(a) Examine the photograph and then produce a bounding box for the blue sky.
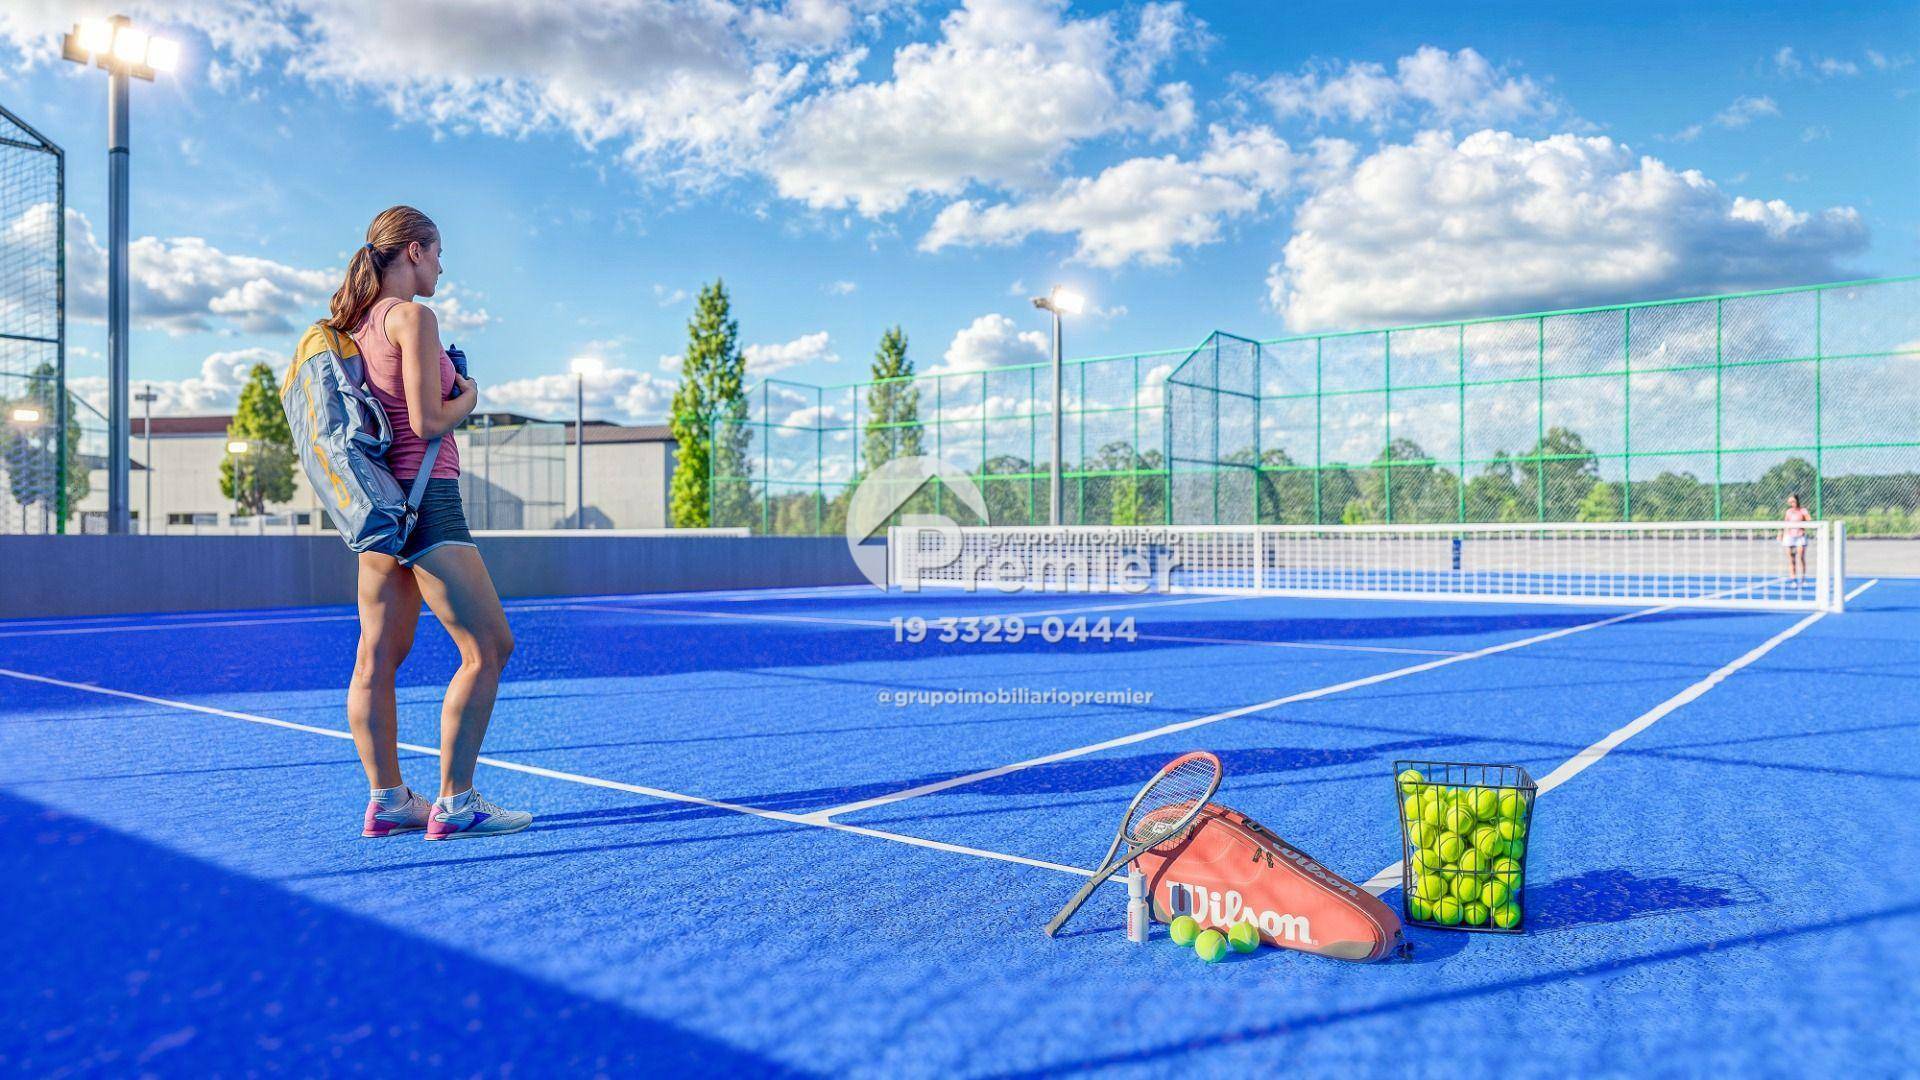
[0,0,1913,423]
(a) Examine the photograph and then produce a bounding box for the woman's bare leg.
[347,553,422,790]
[410,544,514,797]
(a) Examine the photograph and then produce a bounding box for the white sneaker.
[425,791,534,840]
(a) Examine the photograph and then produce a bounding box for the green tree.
[863,326,923,472]
[1634,470,1713,521]
[1343,440,1459,524]
[0,362,88,528]
[1255,448,1315,524]
[220,363,298,516]
[1733,456,1817,518]
[1465,453,1527,522]
[1577,480,1623,522]
[1517,426,1599,520]
[669,280,749,528]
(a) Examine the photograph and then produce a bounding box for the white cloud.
[1815,56,1861,78]
[743,330,838,375]
[744,0,857,53]
[1773,46,1803,76]
[826,280,858,295]
[1268,129,1867,331]
[653,284,690,307]
[1801,125,1831,142]
[70,348,281,417]
[1260,46,1560,132]
[920,125,1302,267]
[484,364,676,425]
[937,313,1048,373]
[766,0,1198,214]
[1712,95,1779,129]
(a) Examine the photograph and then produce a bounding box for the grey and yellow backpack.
[282,321,441,555]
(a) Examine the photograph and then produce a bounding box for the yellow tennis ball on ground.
[1434,897,1464,926]
[1471,787,1500,820]
[1444,805,1475,835]
[1194,929,1228,963]
[1481,878,1511,909]
[1463,901,1490,926]
[1451,872,1480,903]
[1169,915,1200,946]
[1436,832,1466,863]
[1228,922,1260,953]
[1492,901,1522,929]
[1407,895,1434,922]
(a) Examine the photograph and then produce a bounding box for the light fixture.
[145,36,180,73]
[1050,287,1086,315]
[75,18,113,56]
[9,406,42,424]
[570,356,605,376]
[110,24,148,64]
[226,439,250,455]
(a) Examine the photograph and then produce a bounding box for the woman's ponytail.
[327,206,439,332]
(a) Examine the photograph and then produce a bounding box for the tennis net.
[888,521,1845,612]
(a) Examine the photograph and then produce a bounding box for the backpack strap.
[407,437,443,511]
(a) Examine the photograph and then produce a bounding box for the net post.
[1830,519,1846,612]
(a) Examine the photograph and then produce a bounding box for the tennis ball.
[1228,922,1261,954]
[1491,857,1522,887]
[1168,915,1200,946]
[1481,878,1511,909]
[1415,873,1447,902]
[1451,872,1481,903]
[1492,901,1522,929]
[1402,793,1421,823]
[1407,895,1434,922]
[1397,768,1426,793]
[1456,849,1484,874]
[1496,819,1523,843]
[1436,832,1466,864]
[1444,805,1475,835]
[1406,821,1432,850]
[1471,787,1500,820]
[1411,846,1441,873]
[1503,837,1527,861]
[1463,901,1490,927]
[1434,897,1464,926]
[1497,790,1526,822]
[1475,828,1504,859]
[1419,797,1444,829]
[1194,929,1228,963]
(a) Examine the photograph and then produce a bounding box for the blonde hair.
[327,205,439,332]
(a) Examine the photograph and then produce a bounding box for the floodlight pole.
[106,61,131,533]
[136,384,156,532]
[575,372,586,529]
[1032,293,1070,525]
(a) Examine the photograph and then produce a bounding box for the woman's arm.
[386,301,477,439]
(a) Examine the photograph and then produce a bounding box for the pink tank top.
[352,296,461,482]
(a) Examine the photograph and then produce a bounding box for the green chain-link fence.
[715,276,1920,536]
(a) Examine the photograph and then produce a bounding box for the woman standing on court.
[329,205,531,840]
[1781,493,1813,586]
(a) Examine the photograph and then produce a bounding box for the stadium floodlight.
[569,356,604,376]
[62,15,177,534]
[9,407,42,424]
[1031,286,1091,525]
[226,439,250,455]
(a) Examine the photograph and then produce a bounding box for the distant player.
[330,206,532,841]
[1780,494,1812,586]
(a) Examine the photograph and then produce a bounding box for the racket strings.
[1125,757,1219,844]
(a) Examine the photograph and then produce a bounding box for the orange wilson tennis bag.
[1132,804,1403,962]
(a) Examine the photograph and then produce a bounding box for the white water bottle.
[1125,866,1149,943]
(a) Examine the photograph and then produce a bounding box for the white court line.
[0,665,1094,879]
[560,600,1462,658]
[804,600,1688,823]
[1355,576,1881,897]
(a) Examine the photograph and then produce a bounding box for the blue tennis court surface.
[3,577,1914,1075]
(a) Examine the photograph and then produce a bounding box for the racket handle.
[1043,865,1116,937]
[1125,866,1149,943]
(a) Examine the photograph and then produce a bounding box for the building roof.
[133,416,232,436]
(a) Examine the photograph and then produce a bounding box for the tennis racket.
[1043,750,1223,937]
